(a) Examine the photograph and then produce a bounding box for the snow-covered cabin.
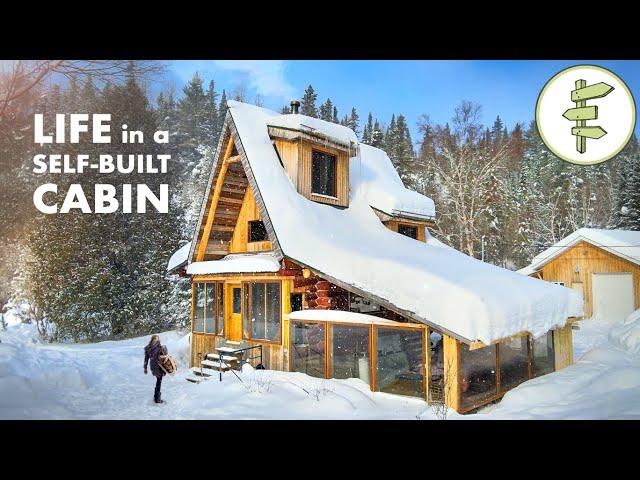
[518,228,640,325]
[168,100,582,413]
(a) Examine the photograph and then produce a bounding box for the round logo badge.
[536,65,636,165]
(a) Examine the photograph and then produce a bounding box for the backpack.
[158,352,177,375]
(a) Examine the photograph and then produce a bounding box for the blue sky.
[163,60,640,140]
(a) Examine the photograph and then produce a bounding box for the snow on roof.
[521,228,640,274]
[516,264,540,276]
[289,309,421,328]
[186,253,281,276]
[355,144,435,219]
[226,101,583,344]
[268,113,358,146]
[167,242,191,272]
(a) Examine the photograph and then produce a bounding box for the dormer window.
[398,224,418,239]
[248,220,267,242]
[312,150,337,198]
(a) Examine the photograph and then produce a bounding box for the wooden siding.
[274,138,299,187]
[274,138,349,208]
[540,241,640,317]
[553,324,573,370]
[228,186,273,254]
[383,219,427,243]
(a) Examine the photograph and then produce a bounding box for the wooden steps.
[186,343,246,384]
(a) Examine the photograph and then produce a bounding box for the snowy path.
[0,325,429,420]
[2,313,640,419]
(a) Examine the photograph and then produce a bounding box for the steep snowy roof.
[167,242,191,272]
[223,101,582,344]
[187,253,281,276]
[355,144,435,219]
[519,228,640,275]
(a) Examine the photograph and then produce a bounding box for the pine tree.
[332,106,339,123]
[362,113,374,144]
[491,115,505,145]
[319,99,334,122]
[217,89,228,134]
[613,134,640,229]
[300,85,318,117]
[371,120,384,148]
[346,107,360,137]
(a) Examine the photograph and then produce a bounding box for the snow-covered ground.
[1,311,639,419]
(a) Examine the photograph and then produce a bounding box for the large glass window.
[375,328,424,397]
[193,282,224,335]
[460,343,497,410]
[243,282,281,342]
[499,336,529,392]
[331,325,370,384]
[194,283,205,332]
[205,284,216,333]
[311,150,336,197]
[531,332,555,377]
[290,321,326,378]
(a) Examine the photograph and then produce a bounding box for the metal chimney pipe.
[290,100,300,114]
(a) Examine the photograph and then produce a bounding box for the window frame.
[242,280,282,344]
[192,281,224,336]
[288,319,428,400]
[248,220,268,243]
[456,330,557,413]
[311,148,338,198]
[398,223,418,239]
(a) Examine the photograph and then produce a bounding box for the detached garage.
[518,228,640,323]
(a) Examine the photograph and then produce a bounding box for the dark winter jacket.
[144,341,167,378]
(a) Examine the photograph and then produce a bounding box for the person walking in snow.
[144,335,167,404]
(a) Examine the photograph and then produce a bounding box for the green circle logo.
[535,65,636,165]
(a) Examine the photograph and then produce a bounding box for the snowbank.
[186,253,281,275]
[609,309,640,355]
[227,101,583,344]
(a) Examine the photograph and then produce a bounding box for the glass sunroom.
[287,311,428,399]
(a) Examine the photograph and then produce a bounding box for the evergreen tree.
[362,113,374,144]
[332,106,339,123]
[319,99,334,122]
[613,134,640,229]
[217,89,228,134]
[346,107,360,137]
[371,120,384,148]
[300,85,318,117]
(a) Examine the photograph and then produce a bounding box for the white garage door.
[591,272,634,323]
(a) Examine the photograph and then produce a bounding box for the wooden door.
[226,283,243,342]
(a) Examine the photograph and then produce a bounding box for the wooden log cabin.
[518,228,640,325]
[168,100,583,414]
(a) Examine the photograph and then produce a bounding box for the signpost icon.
[563,80,614,154]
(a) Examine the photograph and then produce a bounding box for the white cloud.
[212,60,296,99]
[174,60,296,100]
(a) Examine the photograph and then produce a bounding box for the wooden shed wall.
[540,241,640,317]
